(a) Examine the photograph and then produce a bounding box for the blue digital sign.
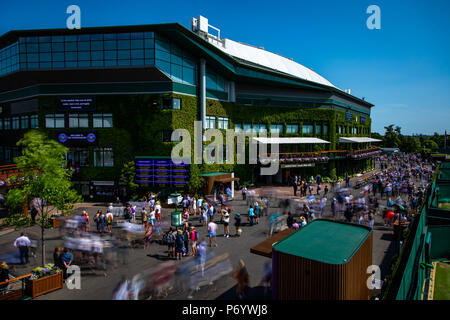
[135,157,190,188]
[346,112,353,122]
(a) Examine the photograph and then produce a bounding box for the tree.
[400,136,421,154]
[383,124,401,148]
[187,164,204,196]
[120,161,139,201]
[423,139,439,150]
[6,130,82,266]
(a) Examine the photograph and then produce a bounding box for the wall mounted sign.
[360,116,366,125]
[345,112,353,123]
[59,97,96,111]
[135,157,190,188]
[58,132,97,145]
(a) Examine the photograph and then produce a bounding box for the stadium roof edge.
[0,22,373,108]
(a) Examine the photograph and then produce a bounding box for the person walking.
[175,230,184,260]
[248,206,255,226]
[242,186,247,201]
[233,259,249,300]
[183,229,190,256]
[106,210,113,233]
[141,207,148,228]
[144,224,152,250]
[208,221,218,247]
[223,210,230,238]
[287,212,294,229]
[14,233,31,265]
[165,228,176,259]
[189,226,199,256]
[234,213,242,237]
[208,203,215,222]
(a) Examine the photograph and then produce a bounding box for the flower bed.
[348,150,382,159]
[26,263,63,298]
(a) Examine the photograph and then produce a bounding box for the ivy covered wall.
[36,92,373,188]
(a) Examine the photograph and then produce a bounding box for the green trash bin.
[171,211,183,227]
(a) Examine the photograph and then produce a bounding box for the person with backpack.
[183,229,190,256]
[106,210,113,233]
[175,230,184,260]
[165,228,176,259]
[190,226,199,256]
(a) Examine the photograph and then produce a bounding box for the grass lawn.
[434,261,450,300]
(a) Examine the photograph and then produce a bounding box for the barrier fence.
[383,166,440,300]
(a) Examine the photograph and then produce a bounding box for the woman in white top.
[223,211,230,238]
[154,201,162,219]
[197,198,203,216]
[192,197,197,216]
[149,209,156,226]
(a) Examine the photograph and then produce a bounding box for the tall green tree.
[6,130,82,266]
[383,124,401,148]
[120,161,139,201]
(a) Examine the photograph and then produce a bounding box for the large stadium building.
[0,16,380,200]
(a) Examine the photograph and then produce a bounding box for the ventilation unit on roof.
[191,15,225,47]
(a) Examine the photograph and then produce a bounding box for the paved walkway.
[0,165,408,300]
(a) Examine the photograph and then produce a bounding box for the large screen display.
[59,97,96,111]
[135,158,190,188]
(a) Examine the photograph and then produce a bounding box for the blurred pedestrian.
[13,233,31,264]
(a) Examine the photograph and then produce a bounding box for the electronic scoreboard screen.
[135,157,189,188]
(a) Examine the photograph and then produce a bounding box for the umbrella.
[393,203,406,212]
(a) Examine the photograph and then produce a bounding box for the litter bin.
[171,211,183,227]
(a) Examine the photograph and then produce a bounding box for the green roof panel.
[273,220,372,264]
[199,172,229,177]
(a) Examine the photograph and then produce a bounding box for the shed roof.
[272,220,372,265]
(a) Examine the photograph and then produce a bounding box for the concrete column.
[229,81,236,102]
[200,59,206,131]
[231,172,235,199]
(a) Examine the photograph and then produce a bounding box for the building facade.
[0,17,379,199]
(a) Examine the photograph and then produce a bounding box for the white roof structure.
[339,137,382,143]
[253,137,330,144]
[210,38,336,88]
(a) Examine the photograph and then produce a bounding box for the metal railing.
[0,273,32,300]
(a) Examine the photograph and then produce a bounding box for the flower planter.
[26,271,63,298]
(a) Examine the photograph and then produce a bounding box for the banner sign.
[59,97,96,111]
[135,158,190,188]
[58,132,97,145]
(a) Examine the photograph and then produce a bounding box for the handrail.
[0,165,17,171]
[0,273,32,287]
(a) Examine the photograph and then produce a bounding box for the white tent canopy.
[338,137,382,143]
[252,137,330,144]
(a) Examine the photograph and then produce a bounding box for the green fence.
[395,207,428,300]
[384,163,450,300]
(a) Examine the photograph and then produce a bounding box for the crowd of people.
[283,153,434,231]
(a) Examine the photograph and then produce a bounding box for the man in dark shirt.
[287,212,294,229]
[61,247,73,280]
[234,213,242,237]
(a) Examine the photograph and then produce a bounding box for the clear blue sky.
[1,0,449,135]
